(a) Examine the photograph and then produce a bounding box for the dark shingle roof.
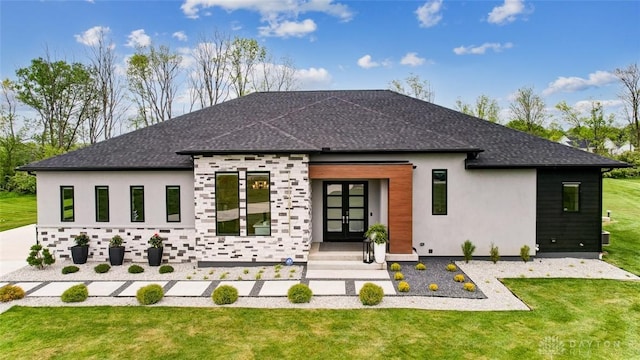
[20,90,627,171]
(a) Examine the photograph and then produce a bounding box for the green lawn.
[602,178,640,275]
[0,279,638,359]
[0,192,36,232]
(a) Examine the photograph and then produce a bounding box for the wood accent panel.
[310,164,413,254]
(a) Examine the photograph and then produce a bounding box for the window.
[216,173,240,235]
[563,182,580,212]
[166,186,181,222]
[95,186,109,222]
[432,169,447,215]
[247,172,271,236]
[60,186,74,222]
[130,186,145,222]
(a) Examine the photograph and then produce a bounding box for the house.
[19,90,628,264]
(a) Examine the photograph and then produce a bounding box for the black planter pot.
[71,245,89,264]
[109,246,125,266]
[147,247,163,266]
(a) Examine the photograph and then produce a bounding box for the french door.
[323,181,368,241]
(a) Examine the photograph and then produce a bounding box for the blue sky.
[1,0,639,125]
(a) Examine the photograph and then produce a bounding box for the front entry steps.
[307,242,387,271]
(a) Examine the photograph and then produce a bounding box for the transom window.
[562,182,580,212]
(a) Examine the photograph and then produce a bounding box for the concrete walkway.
[0,224,36,277]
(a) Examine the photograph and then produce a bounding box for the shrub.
[159,265,174,274]
[109,234,123,247]
[415,263,427,270]
[394,272,404,281]
[136,284,164,305]
[5,172,36,194]
[148,233,163,248]
[397,281,410,292]
[359,283,384,306]
[287,284,313,304]
[490,243,500,264]
[74,233,90,247]
[62,265,79,274]
[94,263,111,273]
[128,264,144,274]
[0,285,25,302]
[454,274,465,282]
[61,284,88,303]
[463,282,476,292]
[26,244,55,269]
[461,240,476,263]
[520,245,531,262]
[429,283,438,291]
[389,263,401,271]
[212,285,239,305]
[446,263,457,272]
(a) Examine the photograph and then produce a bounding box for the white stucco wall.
[310,154,537,256]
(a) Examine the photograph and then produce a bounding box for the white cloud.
[295,67,332,89]
[172,31,188,42]
[74,26,110,46]
[125,29,151,48]
[573,99,624,113]
[357,54,379,69]
[400,52,426,67]
[453,42,513,55]
[543,71,618,96]
[416,0,443,28]
[259,19,317,38]
[487,0,527,25]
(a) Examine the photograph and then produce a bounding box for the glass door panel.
[323,181,368,241]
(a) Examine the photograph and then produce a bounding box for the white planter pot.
[373,242,386,264]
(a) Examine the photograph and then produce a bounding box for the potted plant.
[147,233,163,266]
[71,233,90,264]
[365,223,388,264]
[109,234,125,266]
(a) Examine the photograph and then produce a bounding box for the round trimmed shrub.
[397,281,410,292]
[389,263,401,271]
[454,274,465,282]
[463,282,476,292]
[128,265,144,274]
[62,265,79,274]
[429,283,438,291]
[61,284,88,303]
[446,263,457,272]
[359,282,384,306]
[415,263,427,270]
[136,284,164,305]
[0,285,25,302]
[94,263,111,274]
[212,285,239,305]
[394,272,404,281]
[287,284,313,304]
[159,265,174,274]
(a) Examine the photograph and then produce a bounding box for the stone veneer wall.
[193,154,312,262]
[37,227,197,263]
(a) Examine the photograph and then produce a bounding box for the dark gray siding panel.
[536,169,602,252]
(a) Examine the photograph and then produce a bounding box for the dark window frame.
[215,172,240,236]
[562,182,581,213]
[95,186,110,222]
[60,186,74,222]
[165,185,181,223]
[246,171,271,236]
[130,185,145,222]
[432,169,448,216]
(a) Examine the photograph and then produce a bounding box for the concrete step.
[307,259,387,271]
[308,251,363,261]
[306,268,390,279]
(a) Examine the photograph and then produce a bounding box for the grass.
[0,192,36,231]
[0,279,638,359]
[602,178,640,275]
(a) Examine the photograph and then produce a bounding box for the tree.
[614,63,640,149]
[252,55,299,92]
[0,79,28,188]
[189,31,232,109]
[127,44,182,128]
[557,100,615,153]
[455,95,500,122]
[228,37,266,98]
[85,28,126,143]
[389,73,434,102]
[506,87,547,136]
[14,56,95,151]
